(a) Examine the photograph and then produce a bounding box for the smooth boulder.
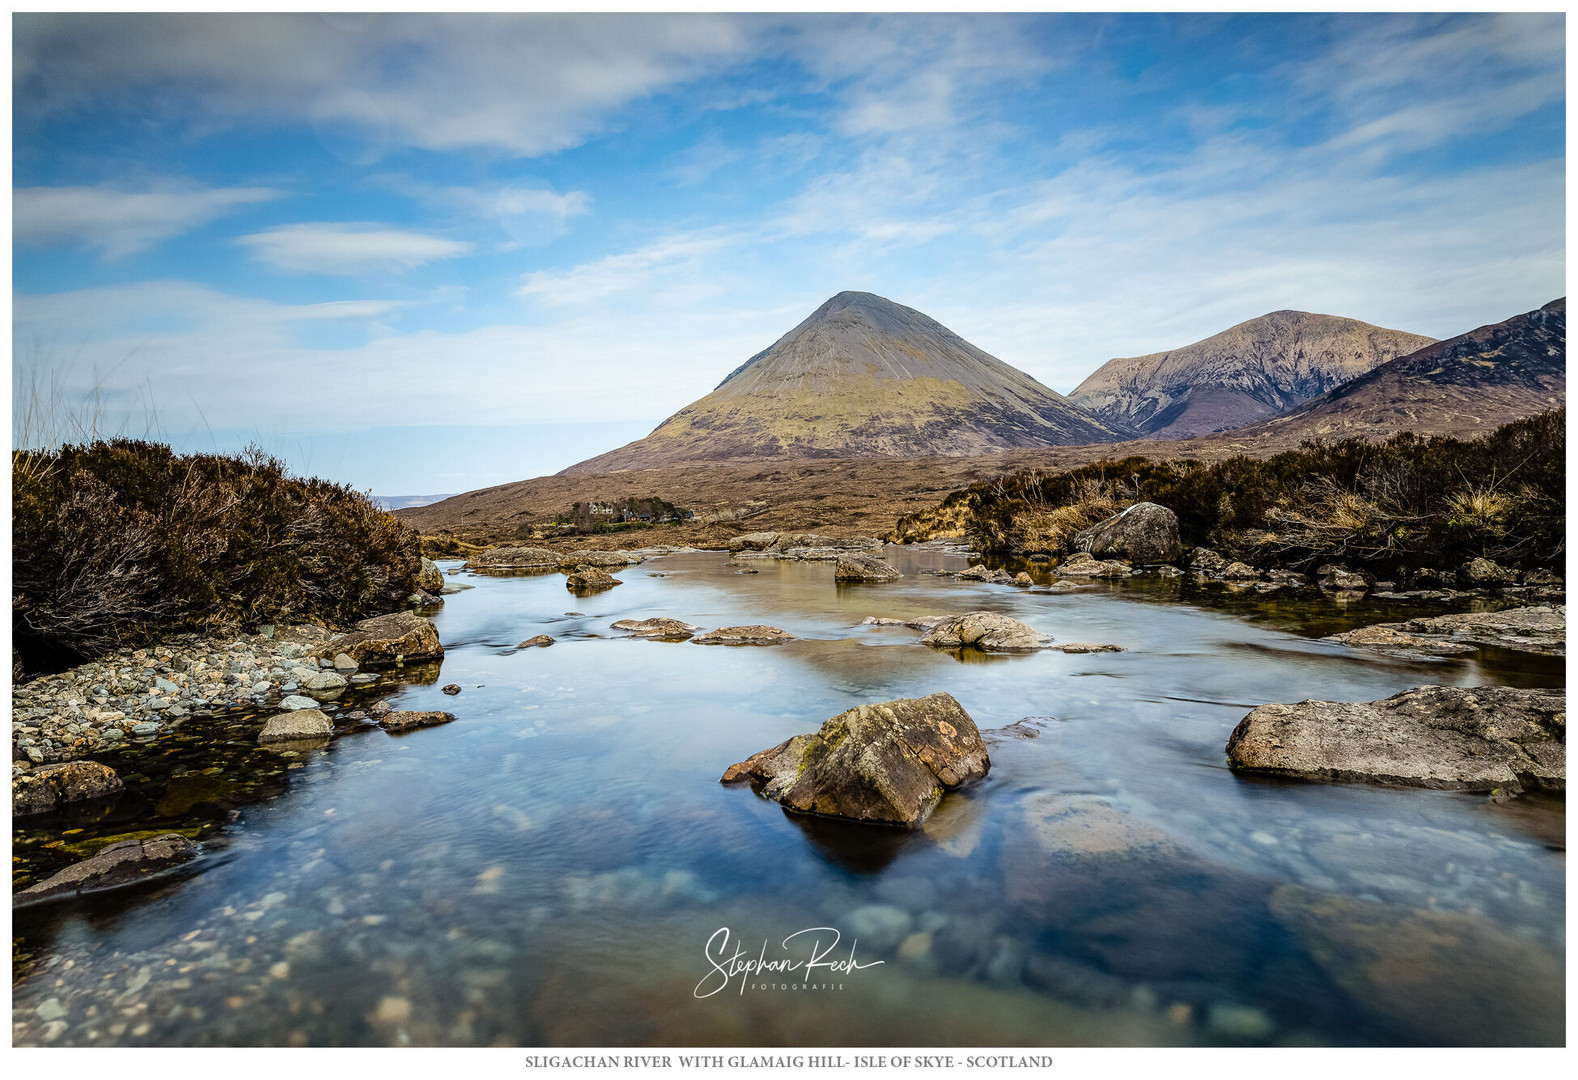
[15,834,201,907]
[1072,502,1182,565]
[13,761,124,816]
[720,692,989,828]
[417,557,445,593]
[834,552,903,583]
[921,612,1050,652]
[329,612,443,667]
[258,709,333,744]
[1226,685,1564,795]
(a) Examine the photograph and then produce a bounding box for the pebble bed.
[11,626,377,773]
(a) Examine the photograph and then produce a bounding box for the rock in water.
[921,612,1050,652]
[610,618,701,640]
[517,635,555,648]
[379,710,457,732]
[558,549,638,569]
[1054,552,1130,578]
[834,552,903,582]
[691,625,795,645]
[565,566,622,591]
[464,546,560,570]
[417,557,445,593]
[1226,685,1564,795]
[15,833,201,906]
[720,692,989,828]
[329,612,443,667]
[1323,625,1476,656]
[13,761,124,816]
[258,709,333,744]
[1399,604,1565,656]
[1072,502,1183,565]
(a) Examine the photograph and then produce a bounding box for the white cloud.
[516,231,737,304]
[14,12,754,157]
[238,223,473,276]
[13,183,279,257]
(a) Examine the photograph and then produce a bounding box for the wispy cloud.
[517,231,738,304]
[238,223,473,276]
[13,183,279,257]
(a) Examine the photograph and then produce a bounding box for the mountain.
[1068,310,1436,440]
[373,494,458,511]
[561,291,1124,474]
[1241,298,1565,440]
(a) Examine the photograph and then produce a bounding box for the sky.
[10,11,1567,495]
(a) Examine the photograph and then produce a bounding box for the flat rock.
[518,635,555,648]
[1054,551,1130,578]
[834,552,903,582]
[1323,624,1476,656]
[276,694,320,711]
[1072,502,1183,565]
[1397,604,1565,655]
[559,549,638,569]
[861,615,948,630]
[14,761,124,816]
[692,625,795,645]
[921,612,1050,652]
[1270,884,1563,1045]
[15,833,201,907]
[258,709,333,744]
[464,545,561,570]
[611,617,701,640]
[378,710,458,732]
[1226,684,1564,795]
[720,692,989,828]
[1056,643,1124,654]
[329,612,444,667]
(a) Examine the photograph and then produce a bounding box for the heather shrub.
[13,439,423,669]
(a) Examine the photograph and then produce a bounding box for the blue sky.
[11,12,1566,494]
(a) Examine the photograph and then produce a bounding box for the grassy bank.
[891,409,1565,575]
[13,439,424,672]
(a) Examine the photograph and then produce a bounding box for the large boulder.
[328,612,443,667]
[921,612,1050,652]
[720,692,989,828]
[258,709,333,744]
[1072,502,1183,565]
[15,833,201,907]
[1226,685,1564,796]
[1458,557,1517,588]
[13,761,124,816]
[464,545,560,570]
[834,552,903,583]
[416,557,445,593]
[692,625,795,645]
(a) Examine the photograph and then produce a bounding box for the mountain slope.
[561,291,1124,474]
[1068,311,1436,440]
[1241,298,1565,440]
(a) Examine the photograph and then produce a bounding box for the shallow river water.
[11,547,1566,1046]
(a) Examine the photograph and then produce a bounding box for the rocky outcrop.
[1226,685,1564,796]
[565,566,622,591]
[559,549,639,569]
[611,618,701,640]
[328,612,443,667]
[1338,604,1565,656]
[13,761,124,816]
[15,834,201,907]
[720,692,989,828]
[1072,502,1183,565]
[692,625,795,645]
[834,553,903,582]
[1323,625,1475,656]
[920,612,1050,652]
[257,709,333,744]
[378,710,457,732]
[417,557,445,593]
[1054,552,1131,578]
[464,545,560,570]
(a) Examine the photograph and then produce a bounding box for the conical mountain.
[1242,298,1565,440]
[1068,310,1436,440]
[563,291,1124,473]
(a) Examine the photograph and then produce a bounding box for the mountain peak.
[564,294,1122,473]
